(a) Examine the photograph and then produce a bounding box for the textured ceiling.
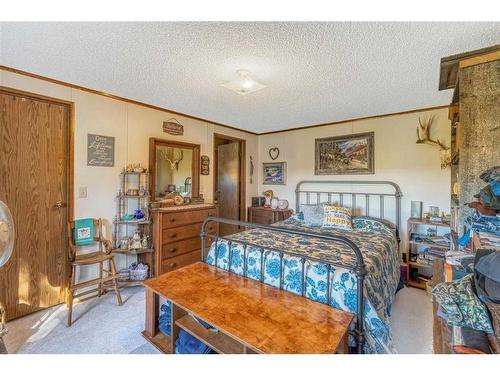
[1,22,499,133]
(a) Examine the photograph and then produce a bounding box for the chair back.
[67,218,104,261]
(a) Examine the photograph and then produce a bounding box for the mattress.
[205,216,400,353]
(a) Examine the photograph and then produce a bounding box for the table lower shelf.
[141,330,172,354]
[175,315,253,354]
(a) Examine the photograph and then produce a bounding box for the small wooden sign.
[201,155,210,175]
[163,119,184,136]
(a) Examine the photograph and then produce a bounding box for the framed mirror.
[149,138,200,200]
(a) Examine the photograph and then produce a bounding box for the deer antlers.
[416,115,449,151]
[159,148,184,171]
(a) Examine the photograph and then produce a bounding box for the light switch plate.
[78,186,87,198]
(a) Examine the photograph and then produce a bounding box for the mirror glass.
[155,146,193,198]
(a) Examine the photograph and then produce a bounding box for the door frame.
[213,133,246,222]
[0,86,74,319]
[0,86,75,220]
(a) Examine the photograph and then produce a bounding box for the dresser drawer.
[161,236,215,260]
[251,212,274,225]
[162,208,217,229]
[162,221,217,244]
[161,250,201,274]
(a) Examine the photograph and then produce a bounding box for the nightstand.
[247,207,293,225]
[405,218,451,289]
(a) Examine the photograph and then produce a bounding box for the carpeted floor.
[390,286,433,353]
[5,287,159,354]
[4,285,432,354]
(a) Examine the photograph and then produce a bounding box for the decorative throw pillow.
[299,204,324,227]
[322,205,352,230]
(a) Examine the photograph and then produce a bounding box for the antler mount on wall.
[416,115,451,169]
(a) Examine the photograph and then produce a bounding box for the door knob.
[54,201,67,209]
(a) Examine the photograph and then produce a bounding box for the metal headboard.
[295,180,402,242]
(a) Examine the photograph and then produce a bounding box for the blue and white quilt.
[206,216,400,354]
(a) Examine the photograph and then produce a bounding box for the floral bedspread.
[205,216,400,353]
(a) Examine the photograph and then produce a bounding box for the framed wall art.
[87,134,115,167]
[314,132,374,175]
[263,162,286,185]
[200,155,210,175]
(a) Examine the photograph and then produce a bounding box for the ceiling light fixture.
[221,70,266,96]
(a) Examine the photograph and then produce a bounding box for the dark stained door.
[0,90,69,320]
[217,142,240,236]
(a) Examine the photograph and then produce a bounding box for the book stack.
[427,247,447,259]
[478,231,500,249]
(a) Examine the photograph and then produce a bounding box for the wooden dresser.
[247,207,293,225]
[151,204,218,277]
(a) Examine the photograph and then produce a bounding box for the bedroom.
[0,2,499,374]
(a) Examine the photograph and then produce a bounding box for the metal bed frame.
[200,180,402,354]
[296,180,402,242]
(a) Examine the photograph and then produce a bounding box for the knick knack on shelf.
[129,230,142,250]
[134,209,145,220]
[141,235,149,249]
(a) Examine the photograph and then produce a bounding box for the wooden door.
[0,90,70,320]
[217,142,240,236]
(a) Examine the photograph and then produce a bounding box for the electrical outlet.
[78,186,87,198]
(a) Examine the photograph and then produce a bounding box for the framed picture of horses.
[314,132,374,175]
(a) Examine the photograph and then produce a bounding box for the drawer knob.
[171,248,177,253]
[169,217,176,223]
[169,263,177,268]
[169,233,177,239]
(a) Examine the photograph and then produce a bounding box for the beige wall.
[258,108,451,248]
[0,70,259,275]
[1,67,451,263]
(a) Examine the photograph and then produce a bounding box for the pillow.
[352,216,395,234]
[322,205,352,230]
[299,204,324,227]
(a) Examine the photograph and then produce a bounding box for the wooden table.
[143,262,353,354]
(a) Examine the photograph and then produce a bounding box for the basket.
[118,264,149,281]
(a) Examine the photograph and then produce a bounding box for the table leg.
[144,289,159,337]
[336,333,349,354]
[170,303,187,354]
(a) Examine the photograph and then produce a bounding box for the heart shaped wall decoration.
[268,147,280,160]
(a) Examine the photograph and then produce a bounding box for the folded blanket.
[158,302,171,337]
[432,274,494,334]
[175,330,214,354]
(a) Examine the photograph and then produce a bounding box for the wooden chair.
[67,218,122,326]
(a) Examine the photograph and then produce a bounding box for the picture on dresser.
[263,162,286,185]
[315,132,374,175]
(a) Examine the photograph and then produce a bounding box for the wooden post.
[144,289,159,337]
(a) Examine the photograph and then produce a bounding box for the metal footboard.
[200,217,367,354]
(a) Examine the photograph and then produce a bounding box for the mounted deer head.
[416,115,451,169]
[159,148,184,171]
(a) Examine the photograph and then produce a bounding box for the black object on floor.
[396,277,405,294]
